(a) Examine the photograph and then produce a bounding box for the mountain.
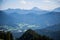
[32,7,41,11]
[17,29,52,40]
[0,9,60,31]
[53,7,60,12]
[0,11,15,25]
[4,9,21,14]
[0,8,60,40]
[0,11,7,25]
[12,24,60,39]
[12,32,23,39]
[9,11,60,29]
[4,7,49,14]
[0,7,60,30]
[0,11,19,31]
[35,24,60,40]
[42,24,60,31]
[1,24,59,40]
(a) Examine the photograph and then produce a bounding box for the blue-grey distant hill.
[0,7,60,30]
[35,24,60,40]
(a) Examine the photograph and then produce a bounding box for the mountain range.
[0,7,60,40]
[0,7,60,31]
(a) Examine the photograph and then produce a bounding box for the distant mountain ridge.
[31,7,42,11]
[4,7,49,14]
[53,7,60,12]
[0,7,60,31]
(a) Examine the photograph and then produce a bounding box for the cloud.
[42,0,51,2]
[20,0,27,4]
[1,0,60,10]
[18,30,22,32]
[27,25,39,28]
[24,29,27,32]
[18,23,40,29]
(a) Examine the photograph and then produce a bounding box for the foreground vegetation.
[0,29,53,40]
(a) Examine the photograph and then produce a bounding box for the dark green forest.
[0,29,53,40]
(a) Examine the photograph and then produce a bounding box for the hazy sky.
[0,0,60,10]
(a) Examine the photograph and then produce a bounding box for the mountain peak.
[32,7,40,11]
[26,29,36,33]
[18,29,41,40]
[18,29,52,40]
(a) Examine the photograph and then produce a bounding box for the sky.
[0,0,60,10]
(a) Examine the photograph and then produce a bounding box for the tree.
[6,31,13,40]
